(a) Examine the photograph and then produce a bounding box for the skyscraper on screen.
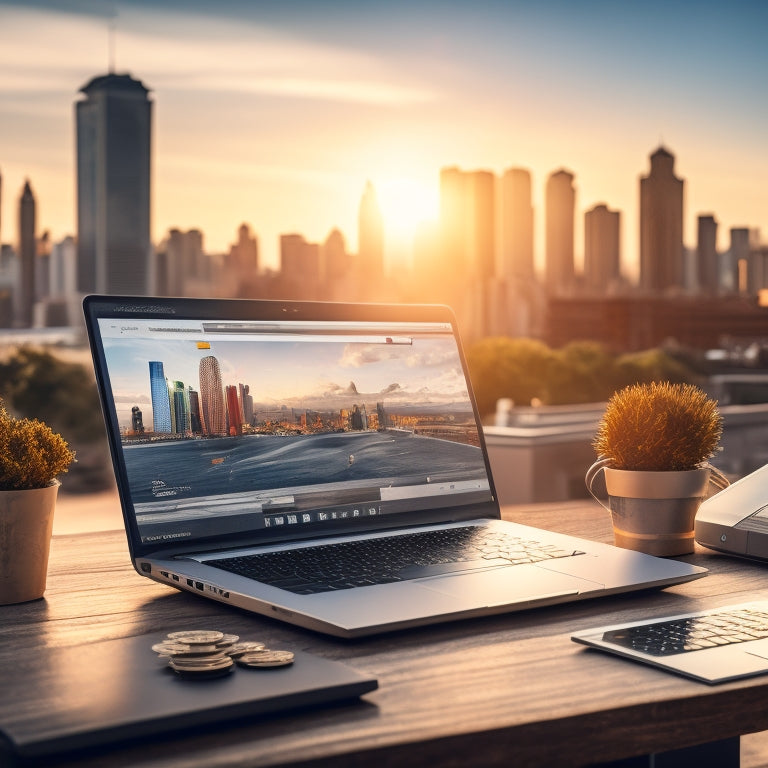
[149,361,172,433]
[76,72,152,295]
[199,355,226,436]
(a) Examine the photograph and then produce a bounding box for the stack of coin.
[152,630,237,678]
[227,640,295,667]
[152,630,295,678]
[235,649,295,668]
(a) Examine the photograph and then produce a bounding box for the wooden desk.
[4,501,768,768]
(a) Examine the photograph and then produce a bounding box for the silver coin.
[167,630,225,645]
[169,660,234,678]
[216,634,240,648]
[164,644,221,657]
[227,641,267,657]
[169,655,233,671]
[236,649,294,668]
[152,641,192,655]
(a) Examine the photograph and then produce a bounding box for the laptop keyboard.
[206,526,586,594]
[601,607,768,656]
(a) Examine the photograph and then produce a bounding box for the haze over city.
[1,0,766,277]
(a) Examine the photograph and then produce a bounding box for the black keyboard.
[206,526,585,594]
[602,607,768,657]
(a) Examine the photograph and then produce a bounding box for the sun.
[375,176,439,244]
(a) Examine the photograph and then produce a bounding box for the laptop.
[572,600,768,684]
[83,295,706,638]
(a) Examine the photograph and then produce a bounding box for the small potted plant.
[0,402,75,604]
[585,381,727,556]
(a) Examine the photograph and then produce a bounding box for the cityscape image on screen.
[100,319,492,543]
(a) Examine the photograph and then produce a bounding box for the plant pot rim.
[0,479,61,497]
[604,466,710,499]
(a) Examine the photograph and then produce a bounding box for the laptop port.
[195,581,204,591]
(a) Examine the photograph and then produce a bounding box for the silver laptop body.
[83,295,706,638]
[572,601,768,684]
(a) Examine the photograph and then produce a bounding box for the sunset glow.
[376,177,439,243]
[0,0,766,274]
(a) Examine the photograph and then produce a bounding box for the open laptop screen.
[92,308,495,548]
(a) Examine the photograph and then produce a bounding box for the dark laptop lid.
[83,296,499,559]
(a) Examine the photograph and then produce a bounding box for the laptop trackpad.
[415,565,601,608]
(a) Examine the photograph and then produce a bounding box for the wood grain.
[2,501,768,767]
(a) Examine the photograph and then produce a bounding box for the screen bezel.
[83,294,501,560]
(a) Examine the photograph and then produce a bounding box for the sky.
[1,0,767,278]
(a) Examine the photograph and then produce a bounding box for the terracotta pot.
[585,461,727,557]
[0,481,59,605]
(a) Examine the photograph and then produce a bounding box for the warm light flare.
[375,177,439,243]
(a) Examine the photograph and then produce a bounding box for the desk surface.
[4,500,768,768]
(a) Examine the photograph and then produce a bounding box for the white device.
[695,463,768,560]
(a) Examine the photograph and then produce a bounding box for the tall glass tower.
[76,73,151,295]
[199,356,226,436]
[148,361,172,433]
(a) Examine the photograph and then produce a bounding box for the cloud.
[114,393,151,404]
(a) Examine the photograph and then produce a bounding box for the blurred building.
[358,181,384,284]
[545,294,768,352]
[545,169,575,295]
[640,146,684,294]
[584,203,620,294]
[500,167,534,284]
[76,72,152,295]
[18,180,36,326]
[280,233,321,299]
[697,214,719,294]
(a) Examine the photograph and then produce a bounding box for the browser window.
[98,316,493,545]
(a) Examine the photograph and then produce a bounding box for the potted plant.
[0,402,75,604]
[585,381,728,556]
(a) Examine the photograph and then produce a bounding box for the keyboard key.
[206,526,585,594]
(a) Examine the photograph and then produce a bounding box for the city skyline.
[103,334,471,430]
[1,0,767,277]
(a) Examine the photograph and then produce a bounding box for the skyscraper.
[148,361,172,433]
[188,388,202,434]
[437,166,497,338]
[239,383,254,427]
[18,180,36,326]
[697,214,719,294]
[358,181,384,280]
[172,381,191,435]
[225,385,243,436]
[639,146,684,294]
[199,355,226,436]
[545,169,575,294]
[584,203,621,292]
[500,167,534,283]
[730,227,752,294]
[76,73,152,295]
